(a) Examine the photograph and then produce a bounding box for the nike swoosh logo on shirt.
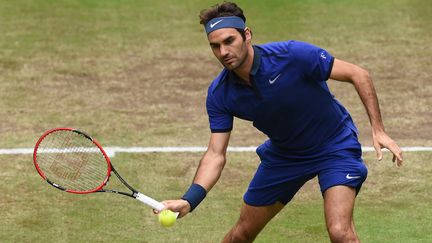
[210,19,224,28]
[346,174,361,179]
[269,74,281,84]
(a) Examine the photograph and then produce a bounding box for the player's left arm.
[329,58,403,166]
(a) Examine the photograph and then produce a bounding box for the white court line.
[0,146,431,157]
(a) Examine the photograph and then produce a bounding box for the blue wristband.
[181,183,207,212]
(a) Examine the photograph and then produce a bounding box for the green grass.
[1,152,431,242]
[0,0,431,147]
[0,0,431,242]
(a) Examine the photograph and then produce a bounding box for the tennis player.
[162,2,403,242]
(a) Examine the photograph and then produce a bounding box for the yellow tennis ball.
[158,210,177,227]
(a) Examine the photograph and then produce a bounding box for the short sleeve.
[291,41,335,82]
[206,89,233,133]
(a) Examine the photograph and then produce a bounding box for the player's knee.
[230,230,256,243]
[229,224,258,243]
[327,223,357,243]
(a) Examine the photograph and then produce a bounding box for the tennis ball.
[158,210,177,227]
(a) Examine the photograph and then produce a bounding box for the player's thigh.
[235,201,285,233]
[323,185,356,226]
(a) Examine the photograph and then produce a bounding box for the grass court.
[0,0,431,242]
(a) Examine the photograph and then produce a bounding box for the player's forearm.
[179,151,226,212]
[351,68,385,133]
[193,150,226,192]
[180,132,230,212]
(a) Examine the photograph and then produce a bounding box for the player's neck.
[233,45,254,85]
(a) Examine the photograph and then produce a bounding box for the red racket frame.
[33,127,112,194]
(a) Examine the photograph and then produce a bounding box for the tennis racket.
[33,127,176,216]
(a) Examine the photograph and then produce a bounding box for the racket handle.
[135,192,180,218]
[135,192,164,211]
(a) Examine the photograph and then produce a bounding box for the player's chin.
[219,58,236,69]
[223,61,238,70]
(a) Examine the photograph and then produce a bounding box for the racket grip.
[135,192,164,211]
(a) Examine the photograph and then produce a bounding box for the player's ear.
[245,27,252,43]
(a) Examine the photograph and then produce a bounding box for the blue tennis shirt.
[206,40,360,161]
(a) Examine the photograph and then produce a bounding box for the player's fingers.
[394,151,403,167]
[163,200,191,218]
[396,150,403,163]
[393,154,404,167]
[397,157,403,167]
[154,200,171,214]
[158,200,183,216]
[387,143,403,165]
[374,144,383,161]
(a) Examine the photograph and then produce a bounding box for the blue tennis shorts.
[244,131,368,206]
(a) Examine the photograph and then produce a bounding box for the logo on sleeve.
[320,52,327,60]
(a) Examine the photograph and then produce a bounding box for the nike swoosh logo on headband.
[210,19,224,28]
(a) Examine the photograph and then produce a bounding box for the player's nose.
[220,45,229,57]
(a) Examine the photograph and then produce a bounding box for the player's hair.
[199,2,247,40]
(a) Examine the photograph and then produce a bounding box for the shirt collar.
[250,45,262,76]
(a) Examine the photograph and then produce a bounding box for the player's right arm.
[193,131,230,191]
[161,132,231,218]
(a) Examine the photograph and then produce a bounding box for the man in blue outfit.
[162,2,403,242]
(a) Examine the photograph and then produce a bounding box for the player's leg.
[316,127,367,242]
[323,185,359,243]
[224,160,315,243]
[317,144,367,242]
[222,202,284,243]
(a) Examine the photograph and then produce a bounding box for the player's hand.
[372,131,403,167]
[155,199,191,218]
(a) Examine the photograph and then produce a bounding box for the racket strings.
[36,130,109,192]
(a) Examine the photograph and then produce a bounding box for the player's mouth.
[223,57,235,65]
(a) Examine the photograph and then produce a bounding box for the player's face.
[207,28,250,71]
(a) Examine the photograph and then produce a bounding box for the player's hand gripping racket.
[33,128,178,218]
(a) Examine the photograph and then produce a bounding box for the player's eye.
[210,43,219,49]
[224,37,234,45]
